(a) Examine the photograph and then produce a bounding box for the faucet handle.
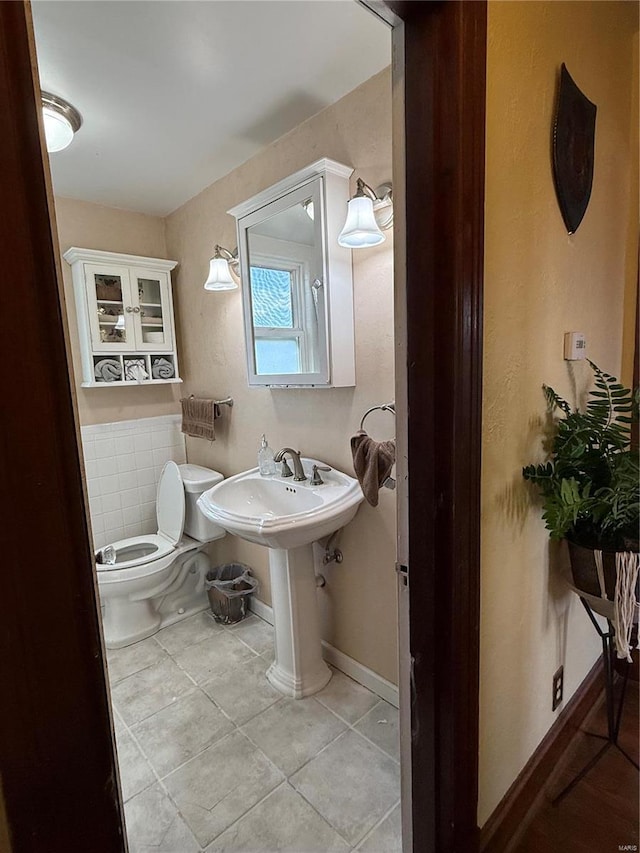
[280,458,294,478]
[311,464,331,486]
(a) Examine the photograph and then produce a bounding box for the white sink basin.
[197,459,363,549]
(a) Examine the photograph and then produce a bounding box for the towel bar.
[183,394,233,408]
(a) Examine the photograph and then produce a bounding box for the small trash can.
[205,563,258,625]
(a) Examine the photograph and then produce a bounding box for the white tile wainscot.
[80,415,185,549]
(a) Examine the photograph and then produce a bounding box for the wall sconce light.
[338,178,393,248]
[204,245,239,292]
[41,91,82,153]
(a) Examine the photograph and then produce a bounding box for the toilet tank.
[178,464,225,542]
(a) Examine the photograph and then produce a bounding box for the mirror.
[230,158,356,388]
[245,181,325,380]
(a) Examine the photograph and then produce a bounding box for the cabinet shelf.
[81,377,183,388]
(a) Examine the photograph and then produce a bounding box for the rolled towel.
[151,357,175,379]
[181,396,217,441]
[350,430,396,507]
[94,358,122,382]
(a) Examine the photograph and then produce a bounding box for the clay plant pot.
[566,541,623,600]
[568,541,640,681]
[567,540,640,600]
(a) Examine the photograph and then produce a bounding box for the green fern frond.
[524,363,639,550]
[543,384,571,415]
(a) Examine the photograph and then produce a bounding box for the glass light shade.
[337,196,385,248]
[42,107,75,152]
[204,257,237,291]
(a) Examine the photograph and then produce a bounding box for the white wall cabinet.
[64,248,181,387]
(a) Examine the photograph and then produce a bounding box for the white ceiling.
[32,1,390,217]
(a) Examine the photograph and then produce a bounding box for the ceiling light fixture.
[204,245,239,292]
[337,178,393,249]
[41,91,82,153]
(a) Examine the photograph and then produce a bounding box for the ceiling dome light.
[41,91,82,153]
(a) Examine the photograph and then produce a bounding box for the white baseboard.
[248,596,275,625]
[320,642,399,708]
[249,598,399,708]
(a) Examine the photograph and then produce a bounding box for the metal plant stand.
[553,597,638,805]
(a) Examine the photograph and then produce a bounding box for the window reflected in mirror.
[245,187,322,380]
[250,265,302,374]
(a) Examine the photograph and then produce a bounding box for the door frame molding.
[362,2,486,849]
[0,2,486,850]
[0,3,124,851]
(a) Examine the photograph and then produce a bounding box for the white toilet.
[96,461,225,649]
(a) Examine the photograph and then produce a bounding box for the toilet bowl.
[96,461,225,648]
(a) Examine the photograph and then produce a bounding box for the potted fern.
[523,361,639,660]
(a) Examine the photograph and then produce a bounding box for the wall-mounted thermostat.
[564,331,587,360]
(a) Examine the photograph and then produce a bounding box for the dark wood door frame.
[0,4,125,851]
[0,2,485,851]
[364,2,486,850]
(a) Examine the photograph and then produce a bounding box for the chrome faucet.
[274,447,307,482]
[311,464,331,486]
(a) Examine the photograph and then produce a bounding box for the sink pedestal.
[266,545,332,698]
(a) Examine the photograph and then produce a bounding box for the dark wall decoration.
[552,63,597,235]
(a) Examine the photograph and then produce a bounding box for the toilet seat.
[156,461,185,546]
[96,461,186,572]
[96,533,176,571]
[97,535,199,584]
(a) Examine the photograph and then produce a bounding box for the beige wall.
[163,69,397,684]
[54,196,182,425]
[480,0,638,825]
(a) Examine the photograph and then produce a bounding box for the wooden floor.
[514,676,639,853]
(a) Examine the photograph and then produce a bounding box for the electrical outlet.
[552,666,564,711]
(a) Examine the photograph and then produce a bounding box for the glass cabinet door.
[130,269,173,351]
[84,263,134,352]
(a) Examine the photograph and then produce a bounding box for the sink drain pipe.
[323,529,343,566]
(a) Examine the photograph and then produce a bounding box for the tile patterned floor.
[108,611,401,853]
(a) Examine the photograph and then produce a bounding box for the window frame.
[249,254,315,375]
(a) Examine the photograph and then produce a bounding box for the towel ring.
[359,402,396,432]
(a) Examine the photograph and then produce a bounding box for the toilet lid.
[156,461,185,546]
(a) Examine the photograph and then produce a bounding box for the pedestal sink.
[197,459,364,697]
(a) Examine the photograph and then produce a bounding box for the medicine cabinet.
[63,247,181,387]
[228,158,356,388]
